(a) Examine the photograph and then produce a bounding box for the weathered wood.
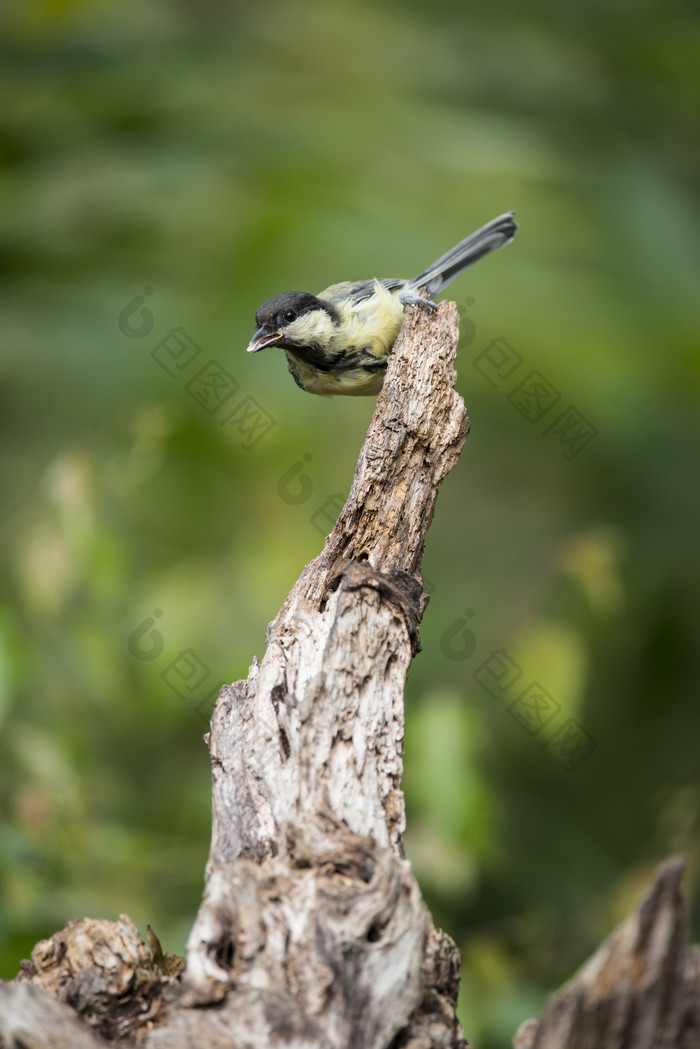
[5,914,180,1045]
[1,301,471,1049]
[179,300,470,1048]
[513,857,700,1049]
[3,299,700,1049]
[0,982,107,1048]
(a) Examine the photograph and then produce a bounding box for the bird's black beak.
[247,327,283,353]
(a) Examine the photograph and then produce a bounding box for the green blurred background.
[1,0,699,1044]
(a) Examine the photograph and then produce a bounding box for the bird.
[246,212,517,396]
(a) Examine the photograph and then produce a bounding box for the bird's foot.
[399,292,438,311]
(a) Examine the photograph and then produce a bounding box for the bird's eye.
[284,309,296,321]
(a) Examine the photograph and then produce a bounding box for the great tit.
[247,212,517,396]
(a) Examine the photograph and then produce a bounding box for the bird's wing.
[318,278,407,305]
[375,277,407,293]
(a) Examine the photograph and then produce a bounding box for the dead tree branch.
[4,300,698,1049]
[2,302,471,1049]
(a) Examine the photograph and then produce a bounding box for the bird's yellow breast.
[323,281,405,361]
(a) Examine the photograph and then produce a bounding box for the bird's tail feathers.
[408,212,517,296]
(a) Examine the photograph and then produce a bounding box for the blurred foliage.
[1,0,699,1045]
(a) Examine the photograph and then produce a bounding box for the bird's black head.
[247,292,339,353]
[255,292,326,332]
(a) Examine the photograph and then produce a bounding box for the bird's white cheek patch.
[285,312,336,345]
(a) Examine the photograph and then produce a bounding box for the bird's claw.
[399,292,438,311]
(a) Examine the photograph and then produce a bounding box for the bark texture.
[514,857,700,1049]
[177,299,470,1049]
[1,302,471,1049]
[3,301,699,1049]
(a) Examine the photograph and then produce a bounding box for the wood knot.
[336,561,423,655]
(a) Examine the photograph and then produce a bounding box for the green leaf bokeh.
[1,1,699,1045]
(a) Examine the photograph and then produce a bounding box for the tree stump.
[2,301,470,1048]
[3,302,698,1049]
